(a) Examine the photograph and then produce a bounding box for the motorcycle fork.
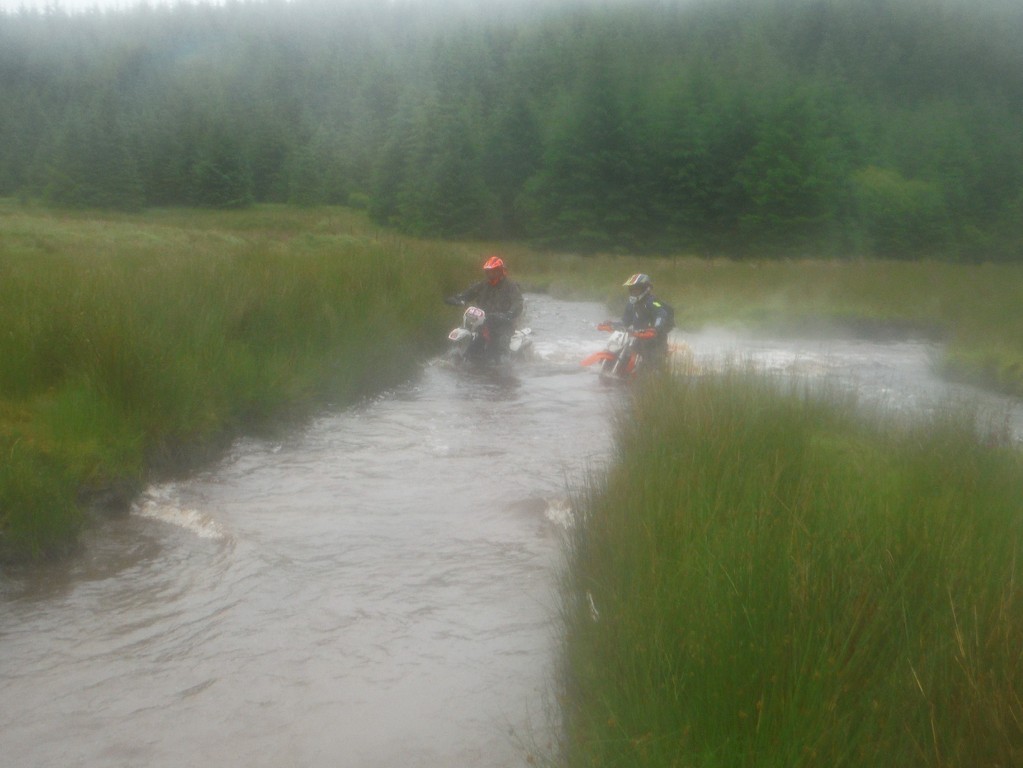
[616,349,640,376]
[617,342,636,374]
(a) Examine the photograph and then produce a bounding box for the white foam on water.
[132,484,225,540]
[544,497,575,530]
[532,337,602,366]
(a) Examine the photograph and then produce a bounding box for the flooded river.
[2,294,1021,767]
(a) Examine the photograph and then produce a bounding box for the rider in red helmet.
[482,256,506,284]
[445,255,524,360]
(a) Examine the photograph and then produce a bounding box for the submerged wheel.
[626,353,641,376]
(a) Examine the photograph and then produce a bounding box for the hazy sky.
[0,0,215,12]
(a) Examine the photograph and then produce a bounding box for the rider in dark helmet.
[621,273,673,362]
[445,255,524,359]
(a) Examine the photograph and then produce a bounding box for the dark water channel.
[2,295,1021,767]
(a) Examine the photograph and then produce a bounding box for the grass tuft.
[559,371,1023,767]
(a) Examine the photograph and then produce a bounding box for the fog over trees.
[1,0,1020,259]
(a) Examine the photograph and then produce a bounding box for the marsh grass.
[0,204,467,558]
[558,371,1023,767]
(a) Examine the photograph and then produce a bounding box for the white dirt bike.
[446,305,533,365]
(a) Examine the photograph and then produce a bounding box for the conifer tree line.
[1,0,1021,259]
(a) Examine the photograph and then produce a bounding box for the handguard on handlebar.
[596,322,655,339]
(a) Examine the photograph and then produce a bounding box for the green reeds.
[0,205,468,559]
[559,371,1023,767]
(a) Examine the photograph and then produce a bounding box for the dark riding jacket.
[622,294,672,341]
[452,278,524,326]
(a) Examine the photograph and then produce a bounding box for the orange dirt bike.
[581,322,657,380]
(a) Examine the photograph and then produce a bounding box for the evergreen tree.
[736,90,846,250]
[415,109,492,236]
[482,94,542,237]
[286,125,350,206]
[189,126,254,209]
[521,39,646,251]
[39,95,144,211]
[851,166,949,258]
[387,93,491,236]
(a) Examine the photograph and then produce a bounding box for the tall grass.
[0,204,470,559]
[558,371,1023,767]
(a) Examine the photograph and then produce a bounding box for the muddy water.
[2,295,1021,768]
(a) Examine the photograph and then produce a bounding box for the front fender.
[581,351,616,367]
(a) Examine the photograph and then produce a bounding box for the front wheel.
[600,353,639,380]
[599,356,630,380]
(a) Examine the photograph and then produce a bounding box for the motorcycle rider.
[620,273,673,363]
[445,255,524,360]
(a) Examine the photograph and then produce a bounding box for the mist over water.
[2,294,1020,767]
[0,0,205,12]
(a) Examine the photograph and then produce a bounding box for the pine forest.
[1,0,1021,259]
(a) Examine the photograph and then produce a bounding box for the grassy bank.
[557,372,1023,767]
[510,251,1023,396]
[0,203,471,560]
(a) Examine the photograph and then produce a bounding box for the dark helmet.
[623,273,652,302]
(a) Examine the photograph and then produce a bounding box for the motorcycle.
[446,305,533,365]
[581,322,657,381]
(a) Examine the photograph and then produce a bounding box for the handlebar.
[596,322,655,339]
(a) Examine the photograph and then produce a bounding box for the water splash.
[132,484,225,540]
[544,497,575,530]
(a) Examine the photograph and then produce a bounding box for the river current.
[2,294,1020,767]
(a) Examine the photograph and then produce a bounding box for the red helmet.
[483,255,507,285]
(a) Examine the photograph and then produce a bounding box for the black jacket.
[622,294,672,340]
[453,278,524,325]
